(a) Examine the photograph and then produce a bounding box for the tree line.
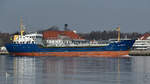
[79,30,141,40]
[0,32,11,46]
[43,25,142,40]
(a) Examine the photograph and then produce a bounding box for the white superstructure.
[133,40,150,50]
[13,33,43,45]
[133,34,150,50]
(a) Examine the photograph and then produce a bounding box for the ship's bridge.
[13,33,43,45]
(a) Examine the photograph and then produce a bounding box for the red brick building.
[43,30,82,40]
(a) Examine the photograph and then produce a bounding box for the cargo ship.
[5,20,135,57]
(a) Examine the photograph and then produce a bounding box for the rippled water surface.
[0,55,150,84]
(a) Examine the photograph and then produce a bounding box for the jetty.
[129,50,150,56]
[0,51,9,55]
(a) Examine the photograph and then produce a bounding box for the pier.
[129,50,150,56]
[0,51,9,55]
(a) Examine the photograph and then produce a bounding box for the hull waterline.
[11,51,129,57]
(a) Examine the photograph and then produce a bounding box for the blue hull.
[5,40,135,53]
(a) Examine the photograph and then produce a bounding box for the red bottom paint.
[11,51,129,57]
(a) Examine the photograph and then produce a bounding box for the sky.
[0,0,150,33]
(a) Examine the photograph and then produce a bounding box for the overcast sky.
[0,0,150,33]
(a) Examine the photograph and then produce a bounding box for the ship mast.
[20,17,24,36]
[117,26,120,42]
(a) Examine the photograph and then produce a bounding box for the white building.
[0,46,7,52]
[43,30,82,47]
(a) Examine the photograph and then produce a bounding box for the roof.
[43,30,82,40]
[139,33,150,40]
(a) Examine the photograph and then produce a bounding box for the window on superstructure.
[32,41,34,44]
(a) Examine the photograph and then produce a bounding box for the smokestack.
[64,24,68,31]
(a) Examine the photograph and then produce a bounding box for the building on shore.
[42,30,84,47]
[0,46,8,54]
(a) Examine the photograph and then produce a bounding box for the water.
[0,55,150,84]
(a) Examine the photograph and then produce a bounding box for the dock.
[0,51,9,55]
[129,50,150,56]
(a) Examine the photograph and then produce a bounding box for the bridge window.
[32,41,34,44]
